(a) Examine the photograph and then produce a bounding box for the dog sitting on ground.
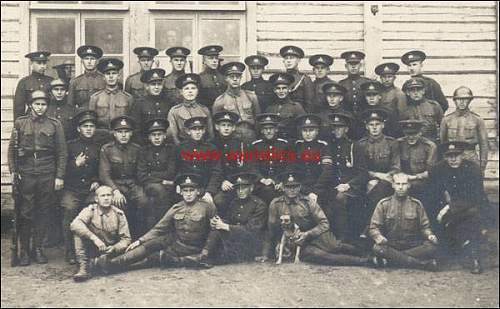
[275,214,301,264]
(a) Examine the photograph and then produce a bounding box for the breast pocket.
[39,127,56,148]
[464,123,477,142]
[109,156,123,176]
[447,123,459,139]
[403,209,418,231]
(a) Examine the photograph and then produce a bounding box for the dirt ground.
[1,235,499,308]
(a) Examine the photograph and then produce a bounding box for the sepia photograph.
[0,1,499,307]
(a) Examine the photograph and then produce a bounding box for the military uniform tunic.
[162,70,184,104]
[67,70,106,110]
[47,97,77,140]
[130,94,173,140]
[241,77,274,112]
[213,135,249,177]
[406,99,443,142]
[398,136,437,178]
[286,69,315,112]
[354,135,400,174]
[338,75,372,115]
[13,72,54,119]
[293,139,333,195]
[265,98,306,140]
[251,138,290,181]
[167,100,214,145]
[137,143,177,185]
[88,88,134,129]
[124,71,146,100]
[64,136,101,194]
[413,74,449,112]
[311,76,333,113]
[199,67,227,109]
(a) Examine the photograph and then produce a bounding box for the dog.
[275,214,301,264]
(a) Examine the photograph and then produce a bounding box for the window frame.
[149,1,246,12]
[30,1,130,11]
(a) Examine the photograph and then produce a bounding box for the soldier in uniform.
[440,86,489,175]
[125,47,159,100]
[130,68,173,143]
[317,82,352,140]
[401,50,448,112]
[52,60,75,84]
[163,47,191,104]
[324,112,368,241]
[176,117,223,207]
[369,173,439,270]
[242,55,274,112]
[68,45,105,110]
[402,77,444,143]
[61,110,102,265]
[309,54,334,113]
[138,118,177,230]
[265,73,306,141]
[255,172,370,266]
[47,78,76,141]
[375,62,408,122]
[99,115,148,239]
[429,141,487,274]
[353,108,401,234]
[14,51,53,119]
[167,73,214,145]
[97,174,217,271]
[8,90,67,265]
[89,58,134,143]
[70,185,131,282]
[279,45,315,112]
[213,62,261,143]
[205,172,267,264]
[198,45,227,109]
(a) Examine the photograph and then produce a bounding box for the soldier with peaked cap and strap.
[198,45,227,109]
[309,54,334,113]
[242,55,274,112]
[68,45,106,110]
[125,47,159,100]
[401,50,448,112]
[440,86,489,175]
[213,61,261,143]
[163,47,191,104]
[167,73,214,145]
[375,62,408,122]
[318,81,353,140]
[280,45,315,112]
[265,72,306,142]
[8,90,68,266]
[402,77,444,143]
[52,60,75,84]
[47,78,77,141]
[14,51,54,119]
[138,118,177,230]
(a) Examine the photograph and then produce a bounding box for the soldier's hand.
[437,205,450,223]
[294,231,309,246]
[428,234,439,245]
[90,182,100,192]
[54,178,64,191]
[126,240,141,252]
[375,236,388,245]
[274,182,282,191]
[221,180,234,192]
[202,192,214,204]
[336,183,350,193]
[75,152,88,167]
[105,246,116,254]
[113,190,127,208]
[94,239,107,253]
[255,256,268,263]
[308,193,318,204]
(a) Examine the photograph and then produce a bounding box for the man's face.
[30,100,48,117]
[113,129,132,144]
[82,56,98,71]
[392,175,410,198]
[326,93,343,107]
[204,55,219,70]
[380,74,396,88]
[149,130,166,146]
[407,61,423,76]
[283,55,300,70]
[95,188,113,208]
[31,61,47,74]
[249,66,264,79]
[345,62,361,75]
[274,84,289,99]
[407,87,425,102]
[77,121,96,139]
[283,184,301,199]
[225,73,242,89]
[171,57,186,72]
[236,184,253,200]
[180,186,199,203]
[454,97,472,111]
[366,120,384,137]
[332,126,348,139]
[301,127,319,142]
[406,131,421,145]
[104,70,120,87]
[215,121,236,137]
[261,125,277,140]
[51,86,67,101]
[313,64,329,79]
[146,81,163,96]
[182,84,198,101]
[138,57,154,71]
[445,153,464,169]
[188,127,205,141]
[365,93,382,106]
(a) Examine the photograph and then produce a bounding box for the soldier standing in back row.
[163,47,191,104]
[67,45,105,110]
[309,54,334,114]
[242,55,274,112]
[125,47,158,100]
[198,45,227,109]
[14,51,53,119]
[375,62,408,122]
[47,78,76,141]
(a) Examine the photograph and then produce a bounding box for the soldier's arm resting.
[167,110,180,145]
[13,79,26,119]
[307,200,330,238]
[54,121,68,180]
[70,207,102,243]
[304,76,315,112]
[368,203,387,244]
[261,202,280,258]
[112,213,132,252]
[477,118,489,172]
[389,140,401,175]
[439,118,448,144]
[99,147,118,191]
[418,203,434,239]
[139,207,176,244]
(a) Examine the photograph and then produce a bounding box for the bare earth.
[1,234,498,308]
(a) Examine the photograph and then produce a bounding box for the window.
[30,1,128,10]
[151,12,245,73]
[151,1,245,11]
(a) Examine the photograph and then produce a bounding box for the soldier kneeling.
[71,186,132,282]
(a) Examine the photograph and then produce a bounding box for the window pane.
[154,19,193,52]
[37,18,75,54]
[46,56,76,82]
[200,19,239,54]
[85,19,123,54]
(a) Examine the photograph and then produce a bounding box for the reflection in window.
[155,19,193,51]
[48,56,76,82]
[200,19,239,54]
[37,18,75,54]
[85,19,123,54]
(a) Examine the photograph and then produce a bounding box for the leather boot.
[471,259,483,274]
[73,259,91,282]
[373,244,426,269]
[105,245,150,273]
[181,249,212,269]
[34,248,48,264]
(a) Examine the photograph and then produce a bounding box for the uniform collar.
[226,87,241,97]
[171,70,184,77]
[182,99,197,107]
[393,195,410,203]
[31,71,45,78]
[348,74,361,80]
[316,76,329,82]
[85,69,99,76]
[251,77,264,82]
[284,195,299,205]
[286,68,299,74]
[457,109,470,116]
[105,86,119,94]
[30,112,46,122]
[368,134,384,143]
[97,205,113,216]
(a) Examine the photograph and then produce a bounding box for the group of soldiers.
[8,42,491,282]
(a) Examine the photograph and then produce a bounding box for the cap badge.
[87,48,93,54]
[153,121,159,127]
[107,62,113,67]
[194,120,200,125]
[384,66,390,72]
[186,77,192,81]
[236,177,243,183]
[185,177,192,184]
[287,48,294,54]
[334,116,340,122]
[265,116,272,121]
[305,118,311,125]
[449,144,456,150]
[408,54,414,59]
[253,58,259,64]
[224,114,230,119]
[288,175,294,182]
[120,119,127,126]
[369,84,375,90]
[318,57,324,63]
